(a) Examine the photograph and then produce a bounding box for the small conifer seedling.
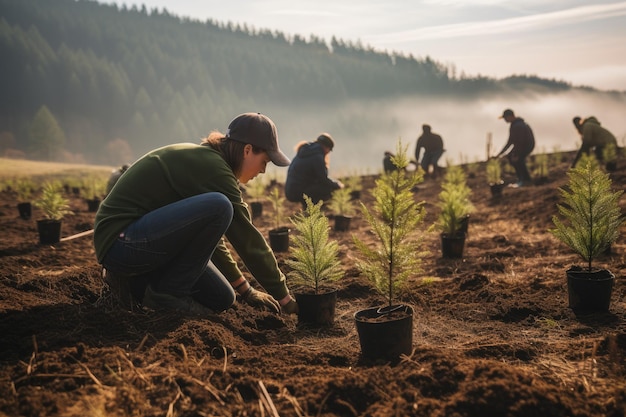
[34,181,73,221]
[286,196,342,294]
[328,187,356,217]
[354,140,427,307]
[437,164,474,236]
[550,155,623,271]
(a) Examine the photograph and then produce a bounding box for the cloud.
[370,2,626,43]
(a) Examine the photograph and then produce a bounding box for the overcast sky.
[98,0,626,91]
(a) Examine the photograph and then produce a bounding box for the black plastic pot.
[489,182,505,198]
[354,304,413,362]
[334,215,352,232]
[606,161,617,172]
[268,227,290,252]
[295,288,338,327]
[37,219,62,244]
[86,198,101,212]
[567,267,614,313]
[250,201,263,219]
[17,202,32,220]
[441,233,465,259]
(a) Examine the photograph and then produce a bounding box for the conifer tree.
[286,196,342,294]
[550,155,623,271]
[29,106,66,161]
[437,164,474,235]
[354,140,426,307]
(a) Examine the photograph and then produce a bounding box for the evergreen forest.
[0,0,607,167]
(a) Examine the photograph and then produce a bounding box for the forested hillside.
[0,0,591,167]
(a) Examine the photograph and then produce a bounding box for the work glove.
[281,299,299,315]
[241,287,280,313]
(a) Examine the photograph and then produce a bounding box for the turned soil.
[1,154,625,417]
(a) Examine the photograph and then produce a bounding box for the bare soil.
[1,155,625,417]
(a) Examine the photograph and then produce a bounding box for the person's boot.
[142,285,214,315]
[101,268,139,311]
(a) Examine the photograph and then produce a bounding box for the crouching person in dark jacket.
[284,133,343,205]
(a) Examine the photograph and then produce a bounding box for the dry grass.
[0,157,113,181]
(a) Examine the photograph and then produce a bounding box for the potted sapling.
[15,177,36,220]
[82,175,106,212]
[437,164,474,258]
[353,140,427,362]
[343,174,363,200]
[286,196,343,326]
[550,155,623,313]
[268,186,290,252]
[244,177,267,220]
[328,186,356,232]
[486,157,504,199]
[34,181,73,244]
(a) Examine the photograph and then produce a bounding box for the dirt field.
[1,154,625,417]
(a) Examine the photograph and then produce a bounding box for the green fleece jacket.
[94,143,289,300]
[572,117,618,166]
[581,117,617,148]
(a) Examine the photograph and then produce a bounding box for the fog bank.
[266,90,626,178]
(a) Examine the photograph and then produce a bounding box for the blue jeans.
[102,192,236,312]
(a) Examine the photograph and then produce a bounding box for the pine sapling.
[34,181,73,221]
[245,177,267,202]
[328,187,356,217]
[268,186,285,230]
[15,177,36,202]
[437,165,474,236]
[354,140,427,307]
[286,196,342,294]
[486,158,502,184]
[550,156,623,271]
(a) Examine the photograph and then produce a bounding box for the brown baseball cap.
[226,112,291,166]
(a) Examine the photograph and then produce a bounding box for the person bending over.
[284,133,343,205]
[94,112,298,315]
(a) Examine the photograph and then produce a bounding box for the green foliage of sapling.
[532,152,549,177]
[328,187,356,217]
[15,177,36,202]
[354,140,427,307]
[268,186,285,229]
[437,165,474,235]
[34,181,73,220]
[245,177,267,201]
[286,196,342,294]
[550,157,623,271]
[486,158,502,184]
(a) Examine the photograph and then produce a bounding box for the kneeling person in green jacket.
[94,112,298,315]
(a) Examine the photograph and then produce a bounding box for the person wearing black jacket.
[495,109,535,187]
[284,133,343,204]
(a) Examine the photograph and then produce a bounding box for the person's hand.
[281,299,299,315]
[241,287,280,313]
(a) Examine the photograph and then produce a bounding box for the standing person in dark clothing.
[571,116,618,168]
[95,112,298,316]
[415,124,445,179]
[284,133,343,204]
[495,109,535,187]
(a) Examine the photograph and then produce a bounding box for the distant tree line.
[0,0,578,165]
